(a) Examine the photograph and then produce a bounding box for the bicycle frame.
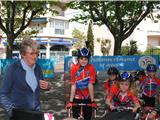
[139,106,160,120]
[78,103,84,120]
[67,103,96,120]
[99,106,140,120]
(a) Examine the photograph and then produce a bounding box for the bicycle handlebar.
[142,106,160,113]
[112,106,133,112]
[67,103,97,118]
[67,103,97,109]
[72,103,92,107]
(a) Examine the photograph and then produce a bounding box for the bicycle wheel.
[104,111,135,120]
[63,117,78,120]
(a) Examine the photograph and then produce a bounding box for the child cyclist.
[104,67,119,99]
[105,72,140,120]
[139,64,160,119]
[66,47,98,120]
[137,70,146,84]
[133,70,146,97]
[139,64,160,107]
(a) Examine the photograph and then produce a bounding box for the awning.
[72,38,78,43]
[31,18,47,23]
[49,38,70,42]
[49,41,72,46]
[3,37,76,46]
[3,41,17,45]
[33,38,48,41]
[37,41,48,45]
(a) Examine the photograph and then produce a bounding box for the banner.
[64,55,159,72]
[0,59,15,75]
[0,59,55,78]
[37,59,54,78]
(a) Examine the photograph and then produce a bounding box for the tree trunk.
[6,45,13,59]
[6,36,14,59]
[113,37,123,55]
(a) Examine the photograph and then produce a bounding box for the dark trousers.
[10,108,44,120]
[72,99,92,120]
[142,94,155,107]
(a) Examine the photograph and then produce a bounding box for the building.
[29,16,76,63]
[0,2,77,65]
[1,14,77,63]
[93,16,160,55]
[125,12,160,53]
[67,9,160,56]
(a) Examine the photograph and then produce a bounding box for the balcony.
[31,18,47,23]
[36,28,72,38]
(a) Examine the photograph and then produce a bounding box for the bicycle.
[99,106,140,120]
[65,103,97,120]
[139,106,160,120]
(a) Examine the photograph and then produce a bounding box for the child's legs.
[83,106,92,120]
[142,94,155,107]
[72,106,80,119]
[157,94,160,105]
[72,98,92,120]
[83,99,92,120]
[72,99,81,119]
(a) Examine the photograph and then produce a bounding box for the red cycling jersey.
[140,75,160,97]
[70,63,96,99]
[105,79,118,93]
[107,85,139,107]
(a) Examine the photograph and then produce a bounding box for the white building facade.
[29,16,76,63]
[92,16,160,55]
[0,15,77,63]
[66,9,160,56]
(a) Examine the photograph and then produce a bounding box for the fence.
[64,55,159,72]
[0,59,55,79]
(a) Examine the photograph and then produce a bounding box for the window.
[55,20,65,35]
[50,18,54,28]
[32,26,43,33]
[148,39,159,47]
[55,29,64,35]
[65,21,69,29]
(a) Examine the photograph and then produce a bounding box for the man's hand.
[40,80,51,90]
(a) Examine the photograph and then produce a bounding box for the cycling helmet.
[146,64,157,72]
[137,70,146,77]
[77,47,90,59]
[134,70,146,81]
[107,67,119,75]
[119,72,133,82]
